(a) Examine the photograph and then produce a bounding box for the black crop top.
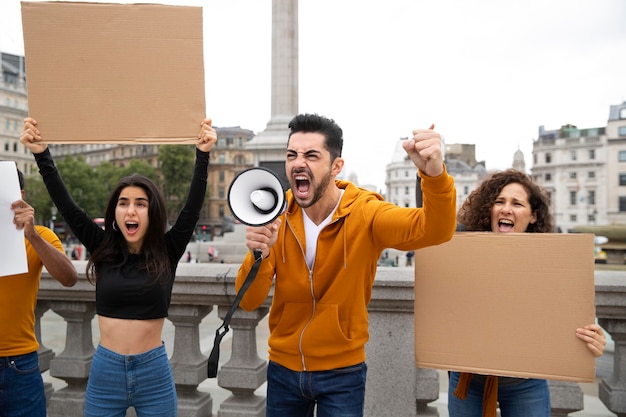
[34,147,209,320]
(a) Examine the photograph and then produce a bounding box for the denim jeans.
[0,351,46,417]
[85,343,177,417]
[448,371,551,417]
[266,360,367,417]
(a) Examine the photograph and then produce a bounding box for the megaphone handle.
[253,249,263,262]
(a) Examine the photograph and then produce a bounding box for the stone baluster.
[365,269,439,416]
[35,300,55,402]
[548,381,584,416]
[46,300,96,417]
[168,304,214,417]
[595,270,626,417]
[216,305,270,417]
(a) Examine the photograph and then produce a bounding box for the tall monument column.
[245,0,298,189]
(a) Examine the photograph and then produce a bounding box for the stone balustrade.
[36,262,624,417]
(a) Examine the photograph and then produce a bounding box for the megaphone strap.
[207,250,264,378]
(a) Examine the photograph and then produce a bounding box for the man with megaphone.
[234,113,456,417]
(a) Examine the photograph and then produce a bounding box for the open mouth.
[126,221,139,233]
[497,219,514,232]
[295,175,310,196]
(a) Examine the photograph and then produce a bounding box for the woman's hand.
[197,118,217,153]
[21,118,48,154]
[576,324,607,357]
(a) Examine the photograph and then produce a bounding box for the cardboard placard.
[414,232,596,382]
[21,1,205,144]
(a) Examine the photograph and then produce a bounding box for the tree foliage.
[158,145,195,214]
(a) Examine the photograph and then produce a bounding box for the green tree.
[23,175,53,226]
[158,145,195,217]
[56,155,103,218]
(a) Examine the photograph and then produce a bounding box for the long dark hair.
[86,174,170,284]
[457,169,554,233]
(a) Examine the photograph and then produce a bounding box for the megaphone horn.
[228,167,287,227]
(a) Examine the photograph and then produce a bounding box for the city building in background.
[4,49,626,234]
[385,139,487,210]
[0,52,30,175]
[532,102,626,231]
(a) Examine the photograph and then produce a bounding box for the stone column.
[595,270,626,417]
[46,300,96,417]
[35,300,55,403]
[365,270,439,416]
[548,381,583,416]
[169,304,214,417]
[216,306,269,417]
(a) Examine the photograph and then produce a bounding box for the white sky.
[2,0,626,191]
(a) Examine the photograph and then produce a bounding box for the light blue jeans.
[448,371,551,417]
[85,343,177,417]
[0,351,46,417]
[266,360,367,417]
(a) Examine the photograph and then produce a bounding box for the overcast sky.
[2,0,626,191]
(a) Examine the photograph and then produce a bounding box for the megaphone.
[228,167,287,226]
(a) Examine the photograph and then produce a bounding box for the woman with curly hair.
[449,169,606,417]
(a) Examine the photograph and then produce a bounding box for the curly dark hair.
[457,169,554,233]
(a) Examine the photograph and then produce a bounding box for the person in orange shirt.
[0,166,77,417]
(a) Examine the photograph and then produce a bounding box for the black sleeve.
[165,148,210,262]
[33,148,104,252]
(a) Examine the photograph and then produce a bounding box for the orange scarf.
[453,373,499,417]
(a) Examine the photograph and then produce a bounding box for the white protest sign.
[0,161,28,277]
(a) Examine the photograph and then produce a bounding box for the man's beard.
[294,169,332,209]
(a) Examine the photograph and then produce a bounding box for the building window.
[620,196,626,212]
[619,126,626,137]
[588,149,595,160]
[570,214,577,222]
[545,173,552,181]
[569,172,577,179]
[588,190,596,205]
[218,154,225,163]
[620,173,626,186]
[570,150,577,161]
[619,150,626,162]
[588,171,595,179]
[219,204,225,217]
[218,171,225,182]
[570,191,577,206]
[218,186,225,199]
[545,153,552,163]
[404,186,409,195]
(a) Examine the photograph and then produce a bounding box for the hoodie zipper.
[298,267,316,371]
[289,214,342,372]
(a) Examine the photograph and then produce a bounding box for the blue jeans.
[448,371,551,417]
[85,343,177,417]
[0,351,46,417]
[266,360,367,417]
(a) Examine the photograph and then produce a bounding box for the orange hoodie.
[236,169,456,372]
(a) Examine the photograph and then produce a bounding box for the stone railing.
[36,263,625,417]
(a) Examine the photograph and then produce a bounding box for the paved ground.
[40,307,616,416]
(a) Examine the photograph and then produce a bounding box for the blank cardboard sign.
[414,232,596,382]
[21,1,205,144]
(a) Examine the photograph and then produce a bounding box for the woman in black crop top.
[21,117,217,417]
